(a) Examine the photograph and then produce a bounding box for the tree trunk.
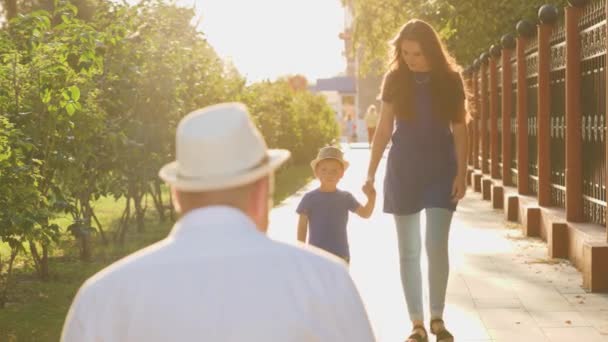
[91,208,108,245]
[117,197,131,245]
[0,247,19,308]
[150,181,165,222]
[168,190,175,221]
[29,241,49,280]
[41,245,49,279]
[134,194,145,233]
[129,182,145,233]
[80,234,91,261]
[4,0,17,21]
[80,199,92,261]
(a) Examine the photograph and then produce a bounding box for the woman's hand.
[362,181,376,198]
[451,175,466,202]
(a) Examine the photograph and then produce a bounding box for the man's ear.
[248,176,269,232]
[171,187,182,214]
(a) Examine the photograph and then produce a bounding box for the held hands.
[451,175,467,203]
[362,179,376,199]
[355,179,377,219]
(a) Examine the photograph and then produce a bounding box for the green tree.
[349,0,568,75]
[241,79,339,164]
[0,0,337,291]
[0,117,41,306]
[0,3,106,275]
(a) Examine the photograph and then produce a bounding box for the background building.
[339,0,383,142]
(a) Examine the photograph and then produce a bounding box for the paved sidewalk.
[268,145,608,342]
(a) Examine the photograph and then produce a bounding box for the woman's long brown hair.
[385,19,469,122]
[389,19,460,74]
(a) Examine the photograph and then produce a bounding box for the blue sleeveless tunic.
[383,72,458,215]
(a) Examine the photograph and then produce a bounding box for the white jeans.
[394,208,453,322]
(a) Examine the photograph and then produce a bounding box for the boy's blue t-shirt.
[296,188,361,259]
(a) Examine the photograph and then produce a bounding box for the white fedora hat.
[159,102,290,192]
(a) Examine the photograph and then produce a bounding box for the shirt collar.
[169,205,263,241]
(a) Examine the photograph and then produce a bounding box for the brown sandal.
[406,324,428,342]
[430,318,454,342]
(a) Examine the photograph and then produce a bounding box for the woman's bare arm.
[452,122,468,180]
[366,101,394,181]
[451,107,469,202]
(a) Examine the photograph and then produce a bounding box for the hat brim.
[159,149,290,192]
[310,157,349,171]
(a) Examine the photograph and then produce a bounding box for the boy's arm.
[355,193,376,218]
[297,214,308,242]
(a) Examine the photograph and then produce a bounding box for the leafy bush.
[0,0,338,286]
[241,79,338,164]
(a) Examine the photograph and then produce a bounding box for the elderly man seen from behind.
[61,103,375,342]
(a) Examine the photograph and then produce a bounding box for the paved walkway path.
[268,144,608,342]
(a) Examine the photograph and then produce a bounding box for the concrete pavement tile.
[579,311,608,336]
[542,327,606,342]
[446,273,472,296]
[478,308,536,329]
[518,294,576,312]
[442,307,491,340]
[530,311,591,327]
[488,327,550,341]
[553,283,587,294]
[508,280,557,295]
[446,294,476,308]
[474,297,523,309]
[463,277,518,299]
[562,293,608,311]
[369,319,410,342]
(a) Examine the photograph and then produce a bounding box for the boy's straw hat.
[159,103,290,192]
[310,146,349,171]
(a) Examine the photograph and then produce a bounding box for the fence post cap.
[490,44,502,58]
[473,58,481,70]
[480,52,490,65]
[516,20,536,38]
[501,33,516,49]
[538,4,559,25]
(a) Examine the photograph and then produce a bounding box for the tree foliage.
[350,0,569,75]
[0,0,338,292]
[241,79,339,164]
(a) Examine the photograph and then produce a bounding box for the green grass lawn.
[0,163,312,342]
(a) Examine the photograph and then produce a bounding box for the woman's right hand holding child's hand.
[362,182,376,199]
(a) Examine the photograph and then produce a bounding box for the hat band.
[176,154,270,181]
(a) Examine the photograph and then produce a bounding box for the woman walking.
[364,19,468,342]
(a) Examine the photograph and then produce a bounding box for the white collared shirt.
[61,206,375,342]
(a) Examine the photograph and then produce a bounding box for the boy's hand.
[362,182,376,198]
[356,182,376,218]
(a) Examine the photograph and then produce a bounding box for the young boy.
[296,146,375,263]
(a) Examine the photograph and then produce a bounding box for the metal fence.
[498,62,503,179]
[581,55,606,225]
[526,37,539,195]
[477,73,483,167]
[466,0,607,228]
[580,0,606,225]
[510,58,518,186]
[550,16,566,208]
[484,71,491,172]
